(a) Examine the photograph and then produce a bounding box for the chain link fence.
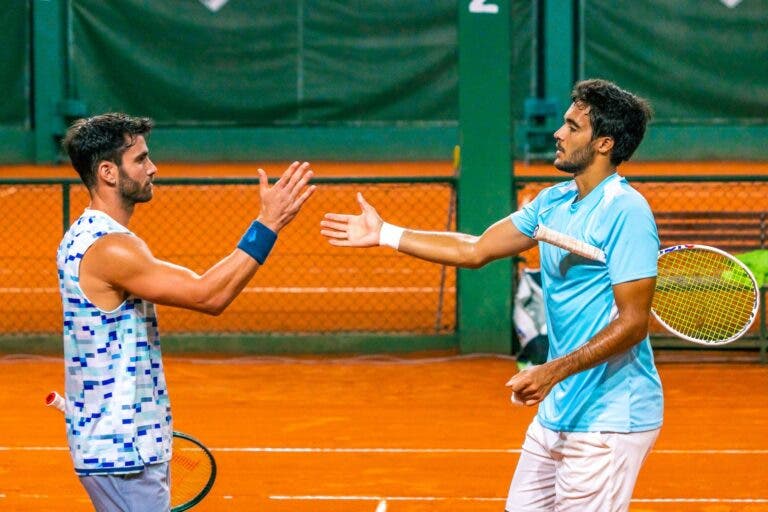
[0,177,456,337]
[2,175,766,357]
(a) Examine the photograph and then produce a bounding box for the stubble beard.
[118,165,153,207]
[554,143,596,175]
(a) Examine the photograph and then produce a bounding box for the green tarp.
[70,0,459,126]
[583,0,768,123]
[0,2,31,127]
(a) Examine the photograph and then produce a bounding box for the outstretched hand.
[320,193,383,247]
[257,161,316,233]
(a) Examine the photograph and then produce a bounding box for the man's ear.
[595,136,614,155]
[97,161,118,186]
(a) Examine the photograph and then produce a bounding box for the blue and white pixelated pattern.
[56,209,172,475]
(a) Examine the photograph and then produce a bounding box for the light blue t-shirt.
[510,173,663,433]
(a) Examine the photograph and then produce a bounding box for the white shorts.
[506,417,659,512]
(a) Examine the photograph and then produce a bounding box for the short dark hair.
[61,113,154,188]
[571,79,653,166]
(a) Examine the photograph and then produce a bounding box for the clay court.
[3,3,768,511]
[2,160,768,512]
[1,353,767,512]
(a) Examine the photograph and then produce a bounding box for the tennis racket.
[532,224,761,345]
[45,391,217,512]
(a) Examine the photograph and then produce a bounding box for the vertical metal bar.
[457,0,512,353]
[62,181,70,232]
[760,288,767,364]
[434,184,457,334]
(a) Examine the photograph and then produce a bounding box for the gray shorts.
[79,462,170,512]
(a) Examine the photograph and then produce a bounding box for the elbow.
[460,243,490,269]
[467,254,493,269]
[464,258,486,269]
[203,304,226,316]
[624,317,650,345]
[189,292,228,316]
[631,326,648,345]
[202,297,229,316]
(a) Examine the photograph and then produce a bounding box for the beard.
[118,165,153,205]
[554,143,596,175]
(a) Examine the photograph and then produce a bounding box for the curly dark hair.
[61,113,154,189]
[571,79,653,166]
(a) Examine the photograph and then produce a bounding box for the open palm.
[320,193,383,247]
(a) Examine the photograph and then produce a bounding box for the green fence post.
[457,0,512,353]
[32,0,67,163]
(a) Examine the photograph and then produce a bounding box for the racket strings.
[652,249,757,343]
[171,437,215,508]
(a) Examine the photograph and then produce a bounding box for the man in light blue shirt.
[321,79,661,511]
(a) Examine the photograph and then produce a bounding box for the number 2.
[469,0,499,14]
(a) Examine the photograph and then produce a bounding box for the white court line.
[0,286,455,294]
[213,447,516,453]
[0,287,58,293]
[270,495,768,504]
[4,446,768,455]
[214,447,768,455]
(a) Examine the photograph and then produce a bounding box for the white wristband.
[379,222,405,250]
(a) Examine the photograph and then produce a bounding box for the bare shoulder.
[82,233,154,280]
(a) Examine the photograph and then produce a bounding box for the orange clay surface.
[0,354,767,512]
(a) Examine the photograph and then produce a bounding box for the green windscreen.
[582,0,768,123]
[0,1,31,127]
[69,0,459,126]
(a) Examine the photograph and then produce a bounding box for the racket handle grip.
[533,224,606,263]
[46,391,65,412]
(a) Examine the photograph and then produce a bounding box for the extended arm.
[320,192,536,267]
[506,276,656,406]
[81,162,315,315]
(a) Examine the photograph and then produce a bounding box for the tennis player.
[321,79,662,511]
[57,113,315,511]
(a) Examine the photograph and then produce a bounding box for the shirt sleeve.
[509,189,545,238]
[601,197,659,285]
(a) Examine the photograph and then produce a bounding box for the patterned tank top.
[56,209,171,475]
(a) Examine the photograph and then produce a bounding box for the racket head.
[171,431,217,512]
[652,244,760,345]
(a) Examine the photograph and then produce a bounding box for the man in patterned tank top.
[57,113,315,511]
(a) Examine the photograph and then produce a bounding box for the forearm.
[548,316,649,381]
[390,218,534,268]
[397,229,486,268]
[193,250,261,315]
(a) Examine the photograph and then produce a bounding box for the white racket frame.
[653,244,760,345]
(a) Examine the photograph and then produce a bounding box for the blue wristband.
[237,220,277,264]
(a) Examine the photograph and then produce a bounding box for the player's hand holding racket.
[320,192,384,247]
